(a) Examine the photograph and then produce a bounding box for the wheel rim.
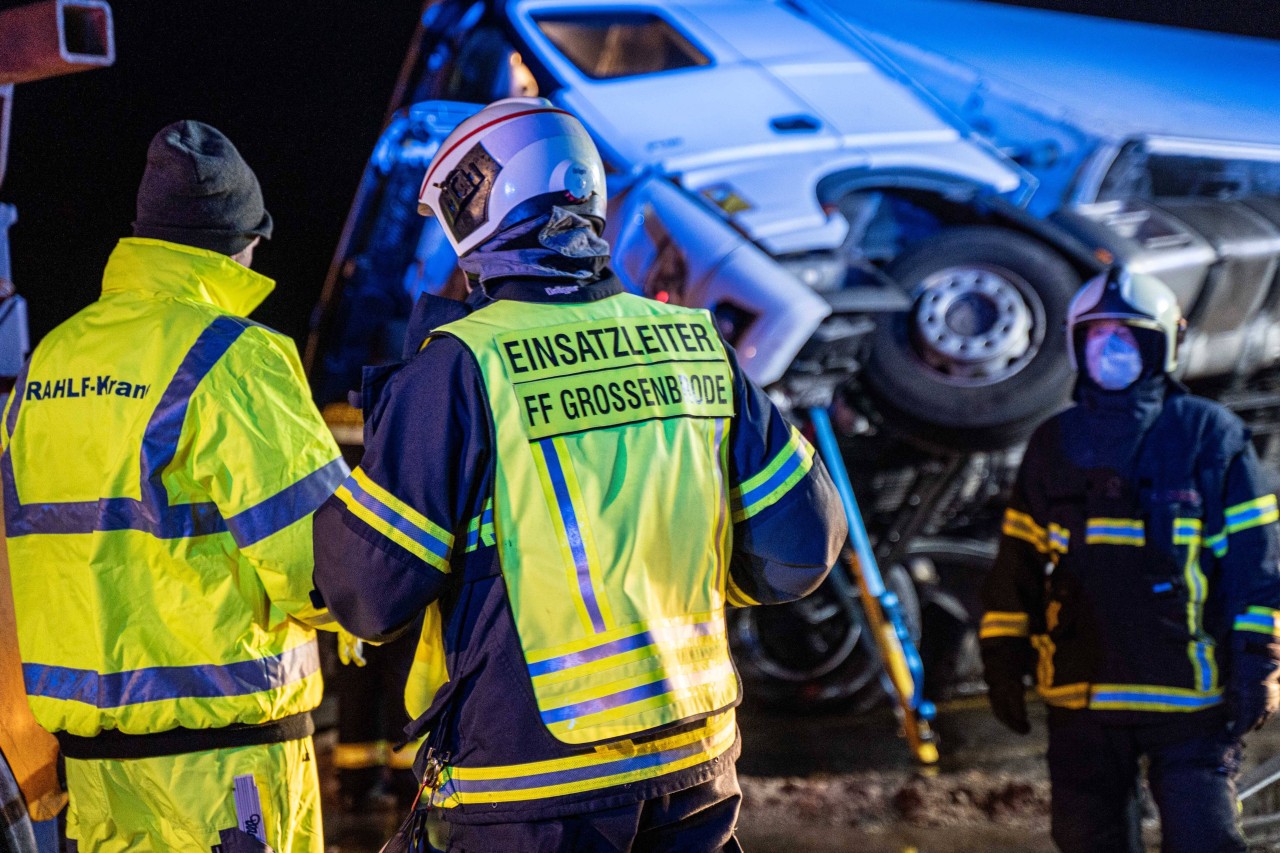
[909,265,1045,387]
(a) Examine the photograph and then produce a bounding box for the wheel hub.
[911,266,1038,386]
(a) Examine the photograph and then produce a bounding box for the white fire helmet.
[416,97,607,257]
[1066,267,1186,373]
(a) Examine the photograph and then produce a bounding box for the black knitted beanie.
[133,120,273,256]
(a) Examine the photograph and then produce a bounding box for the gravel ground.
[319,694,1280,852]
[737,769,1054,852]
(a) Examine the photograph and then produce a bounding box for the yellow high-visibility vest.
[437,292,739,745]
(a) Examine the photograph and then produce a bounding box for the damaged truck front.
[306,0,1280,709]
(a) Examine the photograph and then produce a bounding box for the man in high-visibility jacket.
[1,121,348,852]
[313,98,846,852]
[980,268,1280,852]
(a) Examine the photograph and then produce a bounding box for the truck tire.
[910,537,998,700]
[731,558,921,713]
[864,226,1079,450]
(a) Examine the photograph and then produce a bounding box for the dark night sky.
[2,0,1276,349]
[4,1,421,346]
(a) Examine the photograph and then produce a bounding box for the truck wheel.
[864,226,1079,450]
[910,537,998,700]
[730,559,920,713]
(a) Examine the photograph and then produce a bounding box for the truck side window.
[533,12,710,80]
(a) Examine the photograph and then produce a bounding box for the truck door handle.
[770,114,822,134]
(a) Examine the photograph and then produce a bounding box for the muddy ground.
[319,694,1280,852]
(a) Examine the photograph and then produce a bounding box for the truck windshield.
[533,11,710,80]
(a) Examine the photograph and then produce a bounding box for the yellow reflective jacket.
[1,238,347,739]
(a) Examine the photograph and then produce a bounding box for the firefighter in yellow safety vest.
[313,99,847,852]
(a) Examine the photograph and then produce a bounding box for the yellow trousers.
[64,737,323,853]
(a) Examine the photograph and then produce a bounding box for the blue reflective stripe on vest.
[538,652,734,727]
[540,679,672,725]
[1091,689,1221,709]
[23,641,319,708]
[526,618,720,678]
[526,631,656,678]
[226,457,350,548]
[537,439,608,634]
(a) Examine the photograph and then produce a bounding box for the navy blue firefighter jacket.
[981,375,1280,726]
[312,274,846,823]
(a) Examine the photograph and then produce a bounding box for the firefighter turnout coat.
[313,275,845,823]
[981,378,1280,722]
[1,238,347,746]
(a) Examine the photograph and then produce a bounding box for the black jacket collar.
[477,273,624,305]
[402,273,625,358]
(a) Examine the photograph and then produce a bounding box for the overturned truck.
[306,0,1280,709]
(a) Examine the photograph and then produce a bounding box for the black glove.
[1228,639,1280,739]
[981,638,1034,735]
[1228,681,1276,739]
[987,680,1031,735]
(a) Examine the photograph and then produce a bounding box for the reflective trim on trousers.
[1084,517,1145,547]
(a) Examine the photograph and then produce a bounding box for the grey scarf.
[457,206,610,285]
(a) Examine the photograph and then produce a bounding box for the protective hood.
[101,237,275,318]
[456,207,609,285]
[1067,373,1170,472]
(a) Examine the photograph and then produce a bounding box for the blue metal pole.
[809,406,885,597]
[808,406,935,728]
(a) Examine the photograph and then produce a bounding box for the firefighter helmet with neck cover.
[417,97,607,257]
[1066,267,1185,374]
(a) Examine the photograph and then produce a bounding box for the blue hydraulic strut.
[809,406,937,762]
